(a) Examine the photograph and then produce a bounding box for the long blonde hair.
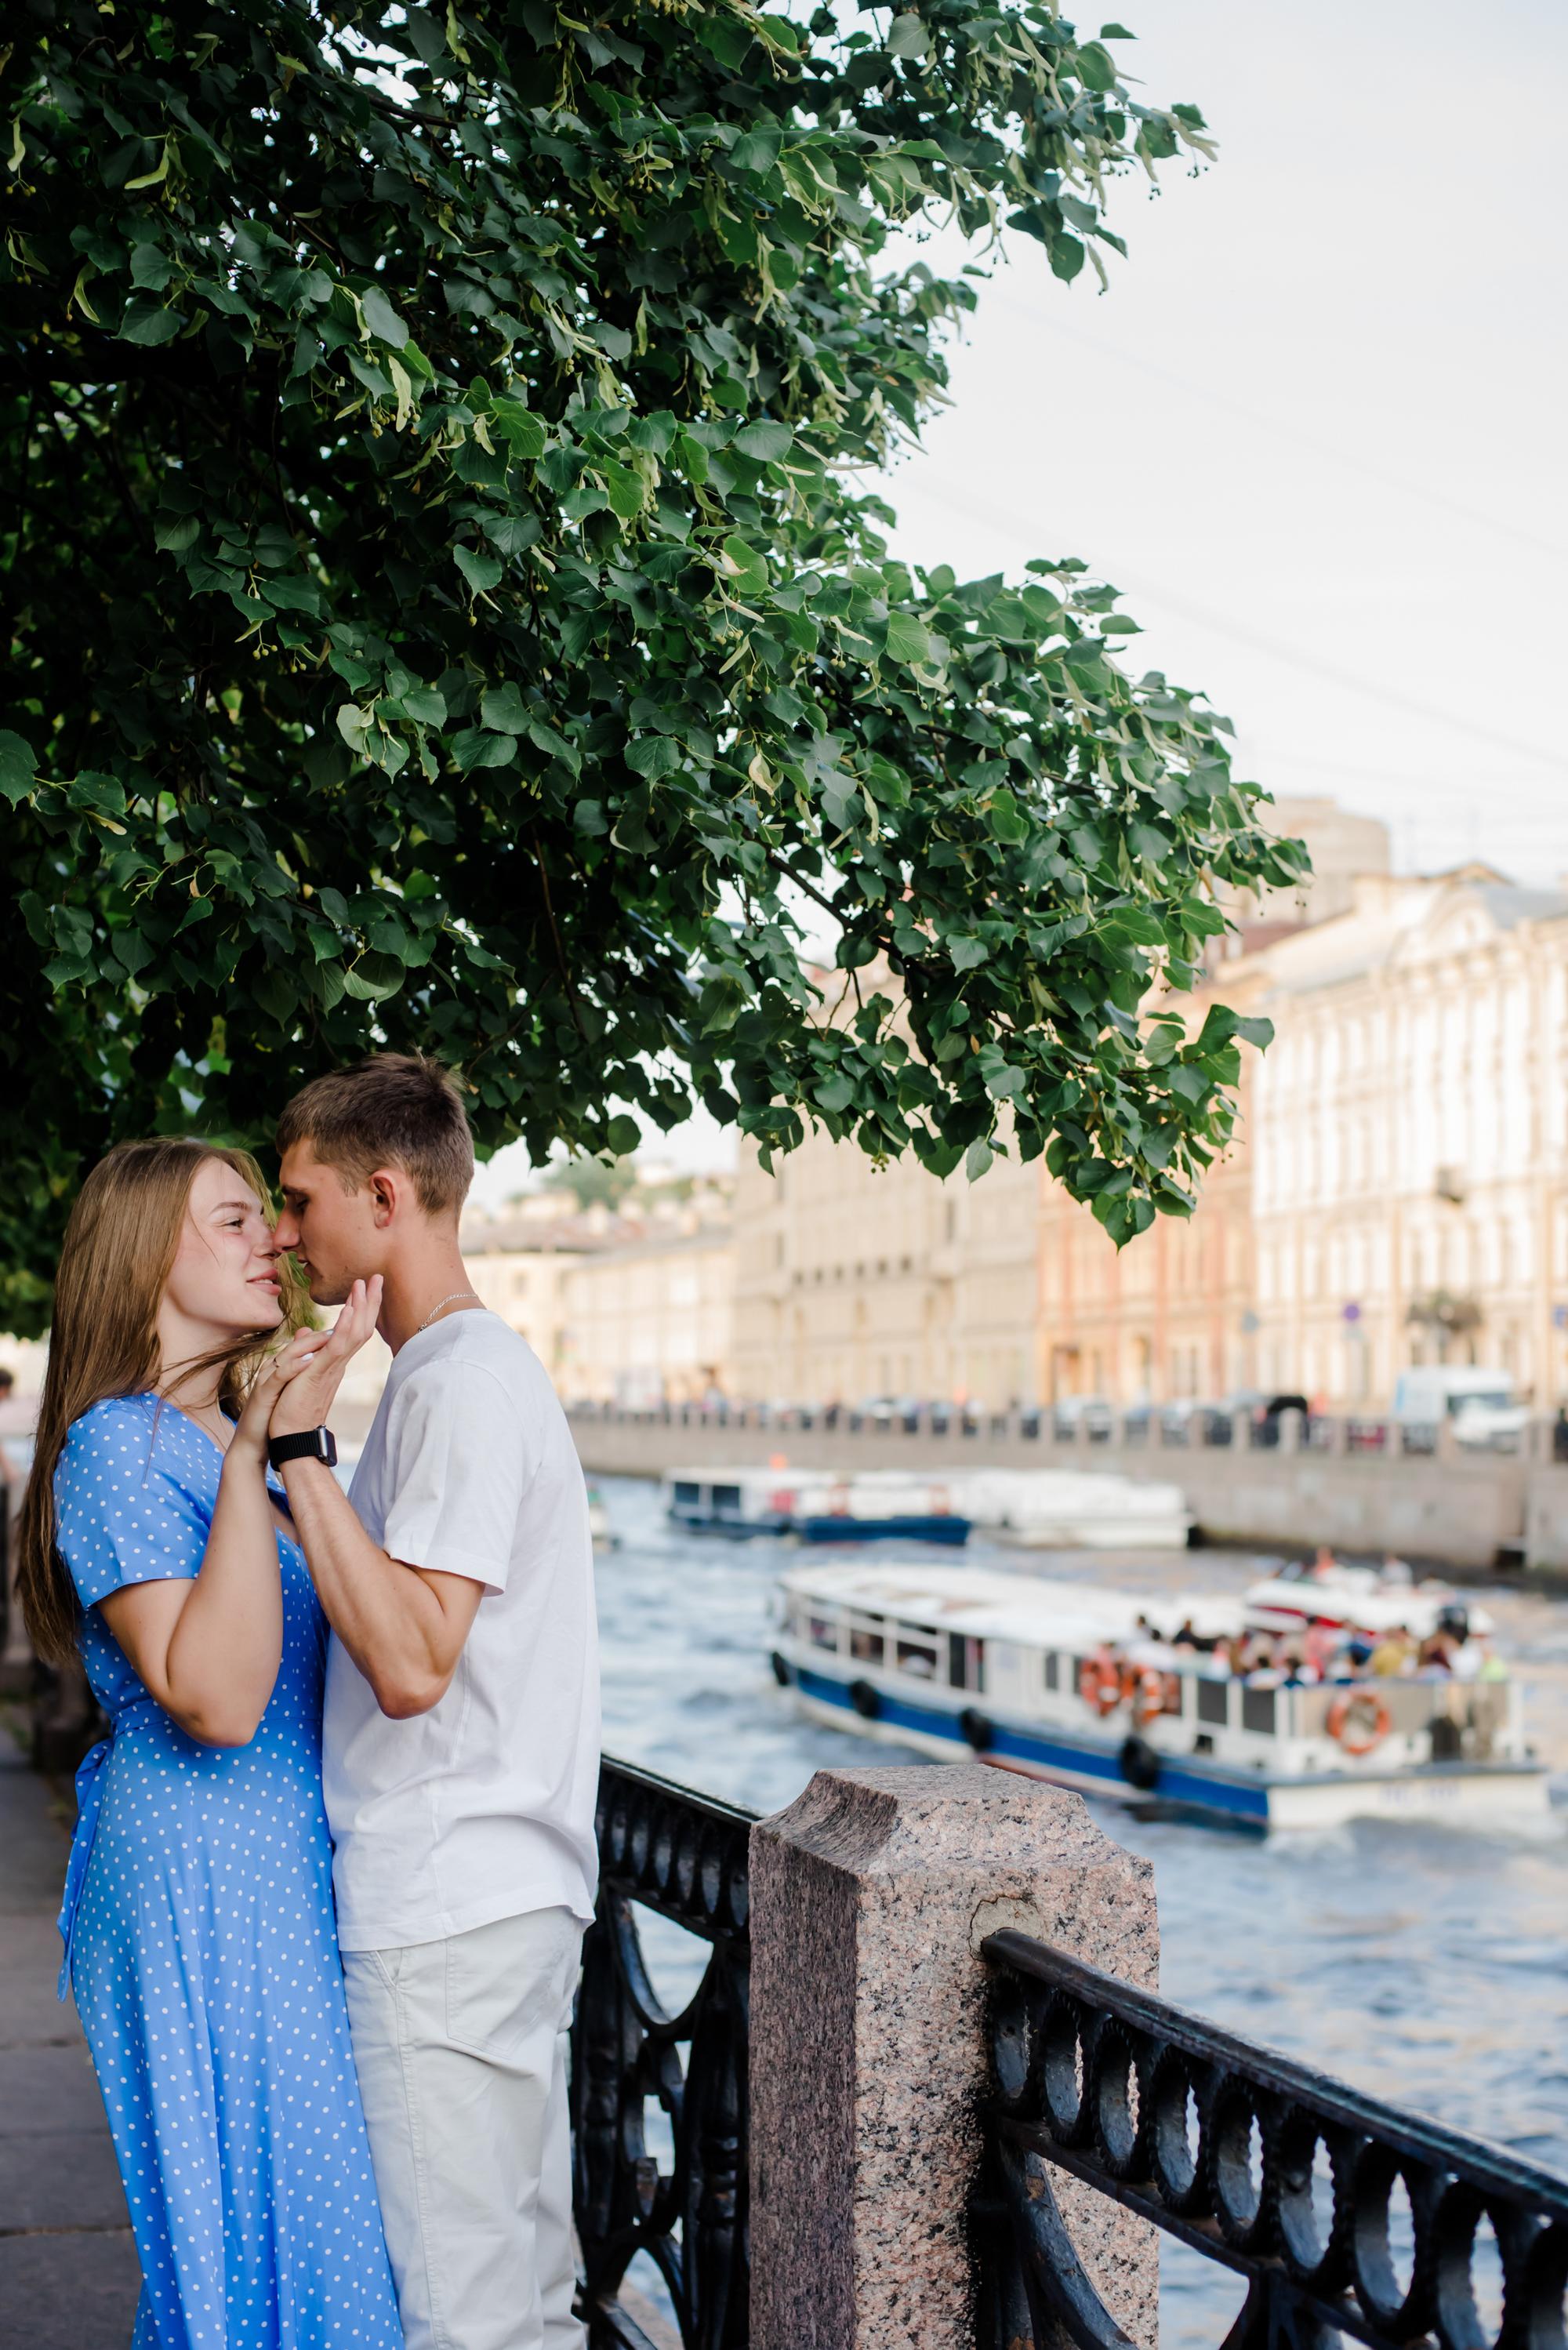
[16,1139,310,1664]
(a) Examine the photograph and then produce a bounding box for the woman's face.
[162,1157,285,1338]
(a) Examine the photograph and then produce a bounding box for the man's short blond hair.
[277,1053,474,1218]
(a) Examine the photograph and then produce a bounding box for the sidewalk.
[0,1720,139,2348]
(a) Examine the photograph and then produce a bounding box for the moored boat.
[663,1466,971,1545]
[949,1467,1192,1551]
[769,1559,1548,1830]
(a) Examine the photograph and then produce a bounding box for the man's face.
[275,1141,384,1306]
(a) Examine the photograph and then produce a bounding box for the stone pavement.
[0,1720,140,2348]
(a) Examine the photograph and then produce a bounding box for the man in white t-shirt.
[267,1052,599,2350]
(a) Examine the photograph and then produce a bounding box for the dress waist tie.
[57,1697,152,2000]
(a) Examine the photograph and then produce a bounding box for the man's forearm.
[280,1459,456,1716]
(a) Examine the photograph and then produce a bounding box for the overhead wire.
[888,471,1568,778]
[977,283,1568,566]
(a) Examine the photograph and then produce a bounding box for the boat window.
[848,1621,885,1664]
[711,1484,742,1515]
[672,1480,700,1507]
[895,1630,939,1679]
[947,1635,985,1693]
[1241,1685,1277,1737]
[1196,1678,1229,1727]
[1044,1652,1059,1693]
[808,1614,840,1651]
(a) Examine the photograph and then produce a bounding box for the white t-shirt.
[322,1311,600,1951]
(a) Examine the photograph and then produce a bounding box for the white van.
[1391,1367,1526,1447]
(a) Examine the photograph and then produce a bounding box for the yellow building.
[558,1226,735,1405]
[731,1126,1040,1407]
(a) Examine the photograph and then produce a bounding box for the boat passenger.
[1448,1632,1484,1684]
[1171,1617,1201,1654]
[1369,1627,1415,1676]
[1304,1621,1341,1679]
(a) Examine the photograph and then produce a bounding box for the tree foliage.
[1,0,1304,1333]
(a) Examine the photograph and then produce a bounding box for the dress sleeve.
[54,1401,210,1609]
[381,1359,532,1594]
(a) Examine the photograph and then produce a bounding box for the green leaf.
[1049,234,1085,285]
[949,935,989,972]
[479,681,529,734]
[732,419,794,462]
[120,299,184,347]
[129,242,174,292]
[716,536,768,597]
[452,726,515,772]
[0,730,38,807]
[887,13,928,58]
[343,951,404,1001]
[626,736,680,780]
[454,544,503,597]
[884,611,932,666]
[154,513,201,554]
[987,788,1029,844]
[604,1114,641,1157]
[488,401,546,458]
[360,285,408,345]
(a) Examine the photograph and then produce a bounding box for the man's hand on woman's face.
[269,1276,384,1440]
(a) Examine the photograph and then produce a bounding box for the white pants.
[342,1905,586,2350]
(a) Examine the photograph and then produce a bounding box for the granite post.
[749,1763,1160,2350]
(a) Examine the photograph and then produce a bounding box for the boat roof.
[779,1560,1243,1646]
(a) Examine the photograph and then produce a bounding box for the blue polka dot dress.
[53,1395,405,2350]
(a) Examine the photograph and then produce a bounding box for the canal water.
[593,1473,1568,2348]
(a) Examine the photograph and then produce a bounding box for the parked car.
[1050,1395,1114,1442]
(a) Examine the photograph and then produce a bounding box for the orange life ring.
[1327,1689,1392,1756]
[1079,1651,1123,1717]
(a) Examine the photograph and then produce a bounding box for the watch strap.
[267,1426,338,1472]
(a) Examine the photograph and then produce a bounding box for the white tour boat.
[770,1559,1548,1830]
[949,1468,1192,1551]
[1244,1556,1491,1644]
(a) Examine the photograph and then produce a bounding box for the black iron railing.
[571,1757,755,2350]
[976,1929,1568,2350]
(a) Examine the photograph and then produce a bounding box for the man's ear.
[368,1168,401,1228]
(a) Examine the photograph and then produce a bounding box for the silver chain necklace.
[416,1289,485,1334]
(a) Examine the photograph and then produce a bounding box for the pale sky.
[474,0,1567,1200]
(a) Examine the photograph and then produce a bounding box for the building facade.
[730,1125,1040,1407]
[557,1227,735,1406]
[1248,869,1568,1406]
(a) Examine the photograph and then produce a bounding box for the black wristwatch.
[267,1427,338,1472]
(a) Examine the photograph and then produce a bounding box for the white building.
[1249,867,1568,1405]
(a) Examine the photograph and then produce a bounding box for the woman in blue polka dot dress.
[16,1138,405,2350]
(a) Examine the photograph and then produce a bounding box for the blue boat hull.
[797,1514,971,1547]
[668,1509,972,1547]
